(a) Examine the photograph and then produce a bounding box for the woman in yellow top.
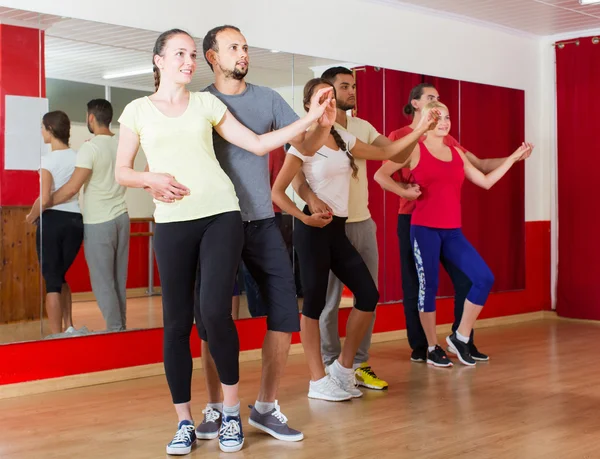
[116,29,333,456]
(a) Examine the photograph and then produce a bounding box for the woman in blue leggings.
[404,101,533,367]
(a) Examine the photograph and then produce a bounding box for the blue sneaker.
[219,415,244,453]
[166,420,196,455]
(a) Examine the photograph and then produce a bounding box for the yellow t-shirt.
[76,135,127,224]
[335,117,381,223]
[118,92,240,223]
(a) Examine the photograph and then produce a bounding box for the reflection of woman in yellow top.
[116,29,333,455]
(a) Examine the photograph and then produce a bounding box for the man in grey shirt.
[194,25,334,445]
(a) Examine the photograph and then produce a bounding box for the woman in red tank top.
[375,83,531,364]
[405,101,533,367]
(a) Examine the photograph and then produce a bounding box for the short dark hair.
[42,111,71,145]
[321,66,353,84]
[202,25,242,72]
[87,99,113,126]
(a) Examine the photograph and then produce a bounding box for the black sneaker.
[469,342,489,361]
[411,347,427,363]
[426,345,453,367]
[446,333,476,366]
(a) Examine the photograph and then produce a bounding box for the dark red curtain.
[354,67,386,297]
[556,37,600,320]
[459,82,526,293]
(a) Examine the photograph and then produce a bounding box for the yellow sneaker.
[354,363,388,390]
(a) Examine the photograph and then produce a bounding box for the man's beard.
[87,121,93,134]
[220,63,248,81]
[337,100,355,111]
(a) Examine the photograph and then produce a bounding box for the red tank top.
[410,141,464,228]
[388,126,465,215]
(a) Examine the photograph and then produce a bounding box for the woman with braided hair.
[271,78,439,402]
[116,29,333,455]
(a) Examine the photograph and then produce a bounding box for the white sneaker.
[308,375,352,402]
[327,361,363,398]
[64,326,89,337]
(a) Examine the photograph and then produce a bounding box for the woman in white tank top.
[26,110,84,336]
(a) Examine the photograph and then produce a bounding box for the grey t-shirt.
[204,83,299,221]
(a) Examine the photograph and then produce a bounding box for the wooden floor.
[1,319,599,458]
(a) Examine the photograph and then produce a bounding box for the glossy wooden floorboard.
[0,319,599,458]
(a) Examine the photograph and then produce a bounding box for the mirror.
[0,8,525,346]
[0,10,45,344]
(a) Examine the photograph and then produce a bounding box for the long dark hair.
[42,111,70,146]
[303,78,359,179]
[152,28,193,91]
[403,82,436,118]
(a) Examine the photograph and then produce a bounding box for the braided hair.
[152,28,192,91]
[303,78,359,179]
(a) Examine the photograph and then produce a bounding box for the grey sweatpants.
[84,212,130,332]
[319,217,379,366]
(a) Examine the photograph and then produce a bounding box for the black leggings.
[293,207,379,320]
[154,211,243,404]
[36,210,83,293]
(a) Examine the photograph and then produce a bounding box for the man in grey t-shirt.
[194,25,334,445]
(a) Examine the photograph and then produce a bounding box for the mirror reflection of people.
[26,111,84,336]
[375,83,531,364]
[386,101,532,367]
[293,67,394,391]
[116,28,332,456]
[49,99,129,333]
[272,78,436,402]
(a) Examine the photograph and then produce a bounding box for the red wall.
[0,25,46,207]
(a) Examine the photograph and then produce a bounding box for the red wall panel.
[0,25,46,207]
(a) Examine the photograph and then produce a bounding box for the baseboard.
[542,310,600,325]
[368,311,546,344]
[0,311,545,400]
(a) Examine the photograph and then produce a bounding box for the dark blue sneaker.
[166,420,196,455]
[219,415,244,453]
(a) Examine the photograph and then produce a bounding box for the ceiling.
[376,0,600,36]
[0,8,344,92]
[0,1,598,92]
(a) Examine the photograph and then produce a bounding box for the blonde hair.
[422,101,448,120]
